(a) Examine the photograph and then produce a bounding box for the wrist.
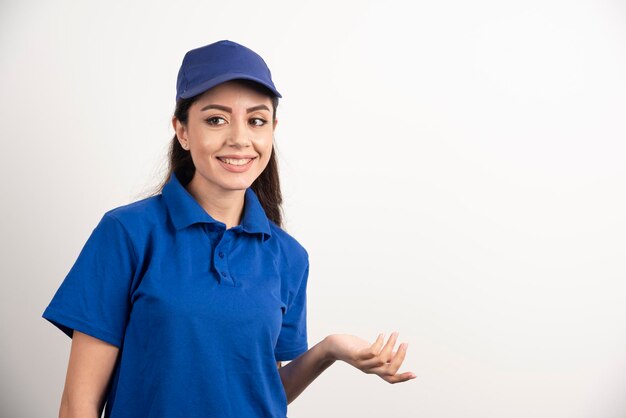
[320,335,338,363]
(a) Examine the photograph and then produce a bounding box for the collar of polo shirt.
[161,172,272,241]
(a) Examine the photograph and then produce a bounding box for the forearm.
[59,392,101,418]
[278,336,336,404]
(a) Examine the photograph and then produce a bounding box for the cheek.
[257,143,273,169]
[256,135,274,154]
[191,135,221,156]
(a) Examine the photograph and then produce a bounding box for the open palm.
[325,332,416,384]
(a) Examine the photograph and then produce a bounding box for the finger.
[358,354,389,370]
[356,333,385,360]
[361,337,404,371]
[384,371,417,384]
[372,332,386,351]
[385,342,410,376]
[379,331,400,362]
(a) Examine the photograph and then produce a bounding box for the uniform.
[42,172,309,418]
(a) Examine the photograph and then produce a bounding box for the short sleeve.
[274,260,309,361]
[42,212,137,348]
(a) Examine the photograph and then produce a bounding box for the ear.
[272,118,278,132]
[172,116,189,149]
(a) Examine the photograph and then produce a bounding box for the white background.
[1,0,625,417]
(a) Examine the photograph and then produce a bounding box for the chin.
[221,180,255,191]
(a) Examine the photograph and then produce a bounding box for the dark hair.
[151,79,284,227]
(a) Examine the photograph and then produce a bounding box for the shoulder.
[267,221,310,297]
[101,194,166,234]
[267,220,309,267]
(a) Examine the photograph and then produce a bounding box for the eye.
[206,116,226,126]
[250,118,267,127]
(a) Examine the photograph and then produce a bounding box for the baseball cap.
[175,40,282,102]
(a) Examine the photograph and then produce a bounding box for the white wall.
[1,0,625,417]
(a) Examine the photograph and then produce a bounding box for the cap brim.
[178,72,282,100]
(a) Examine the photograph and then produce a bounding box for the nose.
[227,115,251,148]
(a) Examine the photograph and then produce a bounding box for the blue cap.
[176,40,282,102]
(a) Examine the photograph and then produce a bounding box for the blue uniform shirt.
[42,172,309,418]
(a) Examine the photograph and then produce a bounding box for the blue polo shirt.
[42,172,309,418]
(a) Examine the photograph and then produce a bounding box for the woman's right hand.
[323,332,416,384]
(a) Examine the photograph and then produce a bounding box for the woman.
[42,40,415,418]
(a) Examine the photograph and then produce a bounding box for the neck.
[186,175,246,230]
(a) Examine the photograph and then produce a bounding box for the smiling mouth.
[217,157,256,166]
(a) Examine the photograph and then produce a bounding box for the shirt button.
[218,252,224,258]
[220,271,227,277]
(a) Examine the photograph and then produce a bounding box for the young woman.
[43,40,415,418]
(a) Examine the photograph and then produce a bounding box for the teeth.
[220,158,252,166]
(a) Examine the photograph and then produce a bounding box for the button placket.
[213,231,235,286]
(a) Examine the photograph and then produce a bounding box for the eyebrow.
[199,104,271,113]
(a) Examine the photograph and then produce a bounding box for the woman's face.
[173,80,276,196]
